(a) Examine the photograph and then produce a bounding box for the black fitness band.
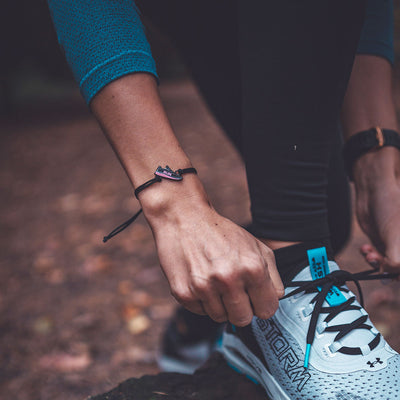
[343,127,400,181]
[103,166,197,243]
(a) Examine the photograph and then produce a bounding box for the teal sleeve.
[47,0,158,104]
[357,0,394,65]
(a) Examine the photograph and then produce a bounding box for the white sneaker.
[222,247,400,399]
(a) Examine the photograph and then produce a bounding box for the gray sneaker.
[222,247,400,399]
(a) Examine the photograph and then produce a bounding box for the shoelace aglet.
[304,344,311,369]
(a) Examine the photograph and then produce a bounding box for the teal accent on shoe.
[304,344,311,369]
[307,247,346,307]
[216,333,223,348]
[245,374,260,385]
[307,247,329,279]
[324,286,347,307]
[227,361,242,374]
[231,324,236,333]
[227,362,259,385]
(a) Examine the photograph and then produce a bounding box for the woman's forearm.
[91,72,283,324]
[91,73,209,215]
[341,55,399,184]
[341,54,398,139]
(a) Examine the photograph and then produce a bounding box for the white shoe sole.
[222,332,290,400]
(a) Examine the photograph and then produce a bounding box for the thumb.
[259,243,285,298]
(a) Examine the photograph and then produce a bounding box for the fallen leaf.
[76,243,94,258]
[134,266,161,285]
[129,290,153,308]
[58,193,80,212]
[150,304,174,320]
[122,304,141,320]
[33,316,53,335]
[118,280,133,295]
[33,254,54,271]
[127,314,151,335]
[39,351,91,372]
[46,268,65,284]
[82,194,116,215]
[111,346,155,365]
[82,254,112,274]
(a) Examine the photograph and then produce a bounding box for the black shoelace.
[282,269,399,368]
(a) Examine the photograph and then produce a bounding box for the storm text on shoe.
[256,318,311,392]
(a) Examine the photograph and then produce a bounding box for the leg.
[238,0,364,245]
[140,0,353,255]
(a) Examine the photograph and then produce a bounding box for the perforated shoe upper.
[250,261,400,399]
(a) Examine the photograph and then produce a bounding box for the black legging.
[138,0,366,252]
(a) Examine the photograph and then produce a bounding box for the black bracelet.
[103,166,197,243]
[134,166,197,198]
[343,127,400,181]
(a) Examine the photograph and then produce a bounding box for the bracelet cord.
[103,166,197,243]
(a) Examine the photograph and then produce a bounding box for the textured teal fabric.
[47,0,393,106]
[357,0,394,64]
[47,0,158,104]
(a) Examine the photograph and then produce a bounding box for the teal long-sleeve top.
[47,0,394,106]
[47,0,158,104]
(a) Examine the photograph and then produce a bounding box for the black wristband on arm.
[134,166,197,198]
[103,166,197,243]
[343,127,400,181]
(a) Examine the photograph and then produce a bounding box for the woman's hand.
[353,147,400,274]
[141,177,284,327]
[90,73,285,324]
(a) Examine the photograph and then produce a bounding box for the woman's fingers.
[360,243,400,279]
[189,277,228,322]
[156,212,286,326]
[258,242,284,297]
[360,243,382,269]
[200,295,228,323]
[360,244,383,269]
[247,277,279,321]
[222,289,254,327]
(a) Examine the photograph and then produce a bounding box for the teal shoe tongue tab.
[307,247,330,279]
[307,247,346,307]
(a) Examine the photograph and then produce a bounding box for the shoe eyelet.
[316,321,327,335]
[328,341,341,353]
[299,307,311,322]
[323,344,337,358]
[315,331,324,339]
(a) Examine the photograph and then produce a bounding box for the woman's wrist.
[353,147,400,190]
[138,173,212,221]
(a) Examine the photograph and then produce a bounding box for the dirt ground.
[1,78,400,400]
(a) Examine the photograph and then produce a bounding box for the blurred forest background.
[1,1,400,399]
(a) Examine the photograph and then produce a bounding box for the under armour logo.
[367,358,383,368]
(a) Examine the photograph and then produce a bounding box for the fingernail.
[369,260,379,269]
